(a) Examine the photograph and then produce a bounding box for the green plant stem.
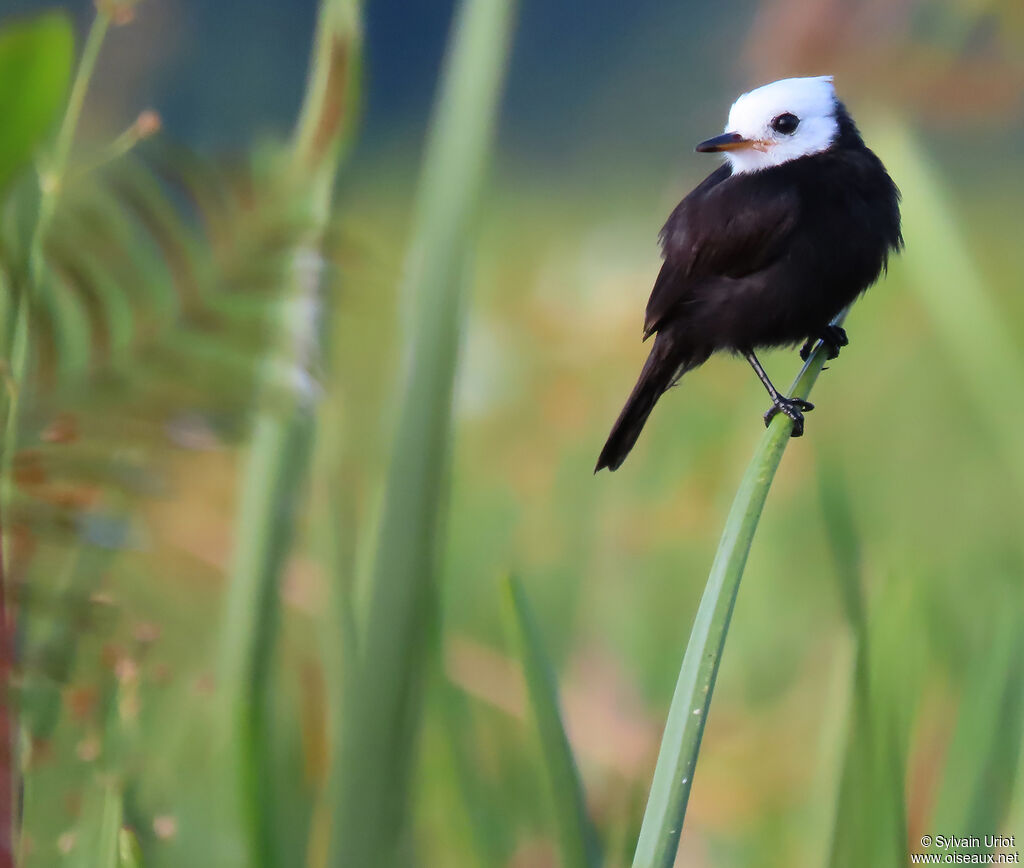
[504,576,600,868]
[2,5,111,572]
[22,7,109,303]
[65,117,153,183]
[874,121,1024,497]
[221,409,317,868]
[0,13,110,867]
[217,2,360,865]
[292,0,361,179]
[49,12,109,188]
[330,1,515,864]
[631,312,848,868]
[4,6,111,546]
[0,505,11,868]
[295,0,362,703]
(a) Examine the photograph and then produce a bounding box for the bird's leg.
[742,349,814,437]
[800,325,849,361]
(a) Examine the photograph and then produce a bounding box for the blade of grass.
[630,313,847,868]
[828,575,923,868]
[874,121,1024,495]
[330,1,516,863]
[216,2,360,865]
[437,675,510,867]
[817,458,911,868]
[817,454,875,868]
[503,575,600,868]
[931,609,1024,855]
[117,828,143,868]
[2,4,107,577]
[218,406,317,867]
[818,464,924,868]
[0,14,80,868]
[817,458,867,645]
[95,783,124,868]
[70,779,123,868]
[814,459,872,868]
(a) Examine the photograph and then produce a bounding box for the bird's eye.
[771,113,800,135]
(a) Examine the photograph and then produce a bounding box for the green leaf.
[331,0,516,863]
[631,320,845,868]
[503,575,601,868]
[0,12,74,193]
[117,828,144,868]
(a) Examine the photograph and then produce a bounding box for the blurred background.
[2,0,1024,866]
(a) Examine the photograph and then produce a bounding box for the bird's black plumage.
[596,98,902,472]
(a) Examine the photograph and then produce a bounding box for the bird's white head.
[696,76,840,174]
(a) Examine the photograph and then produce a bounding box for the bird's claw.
[800,325,849,361]
[764,396,815,437]
[823,325,849,359]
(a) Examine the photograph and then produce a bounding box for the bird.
[595,75,902,473]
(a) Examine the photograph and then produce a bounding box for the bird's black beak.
[695,132,751,153]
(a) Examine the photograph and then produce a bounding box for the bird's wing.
[643,167,801,338]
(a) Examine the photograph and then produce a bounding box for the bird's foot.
[800,325,849,361]
[764,396,815,437]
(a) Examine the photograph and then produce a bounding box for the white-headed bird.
[596,76,902,472]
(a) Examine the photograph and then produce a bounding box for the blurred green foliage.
[0,1,1023,867]
[0,12,72,195]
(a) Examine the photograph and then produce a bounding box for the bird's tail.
[595,336,691,472]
